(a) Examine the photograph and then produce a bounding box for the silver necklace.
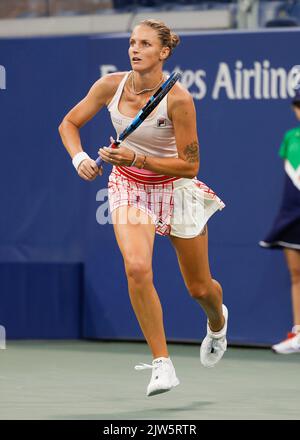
[131,71,164,95]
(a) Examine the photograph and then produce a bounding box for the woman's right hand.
[77,159,103,181]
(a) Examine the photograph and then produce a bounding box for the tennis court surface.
[0,340,299,420]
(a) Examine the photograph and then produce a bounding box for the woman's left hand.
[98,136,135,167]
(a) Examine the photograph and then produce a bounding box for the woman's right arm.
[58,74,119,181]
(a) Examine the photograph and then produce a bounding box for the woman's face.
[292,104,300,121]
[128,25,169,72]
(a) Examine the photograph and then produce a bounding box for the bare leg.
[112,206,169,359]
[284,248,300,329]
[169,227,224,332]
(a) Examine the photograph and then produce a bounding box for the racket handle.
[95,141,120,168]
[95,156,103,167]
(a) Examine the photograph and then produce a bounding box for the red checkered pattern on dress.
[108,168,175,236]
[193,179,217,197]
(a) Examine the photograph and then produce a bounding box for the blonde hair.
[139,19,180,58]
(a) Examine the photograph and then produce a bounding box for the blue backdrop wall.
[0,29,299,345]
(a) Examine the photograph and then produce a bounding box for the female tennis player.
[59,19,228,397]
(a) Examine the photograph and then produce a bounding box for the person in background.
[259,86,300,354]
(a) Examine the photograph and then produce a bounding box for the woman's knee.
[125,258,153,284]
[187,281,212,301]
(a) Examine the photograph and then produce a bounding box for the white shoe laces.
[135,360,169,371]
[134,363,154,371]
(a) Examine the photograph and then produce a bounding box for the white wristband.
[72,152,90,171]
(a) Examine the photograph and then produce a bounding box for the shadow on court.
[51,401,215,420]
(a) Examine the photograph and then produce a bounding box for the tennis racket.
[95,71,181,167]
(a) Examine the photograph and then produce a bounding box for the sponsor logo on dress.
[157,117,167,127]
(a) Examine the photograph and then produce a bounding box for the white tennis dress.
[107,72,225,237]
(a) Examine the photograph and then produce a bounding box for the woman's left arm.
[137,90,199,178]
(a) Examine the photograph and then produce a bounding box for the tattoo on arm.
[183,141,199,163]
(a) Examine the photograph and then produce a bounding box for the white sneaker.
[200,304,228,368]
[135,357,180,397]
[272,329,300,354]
